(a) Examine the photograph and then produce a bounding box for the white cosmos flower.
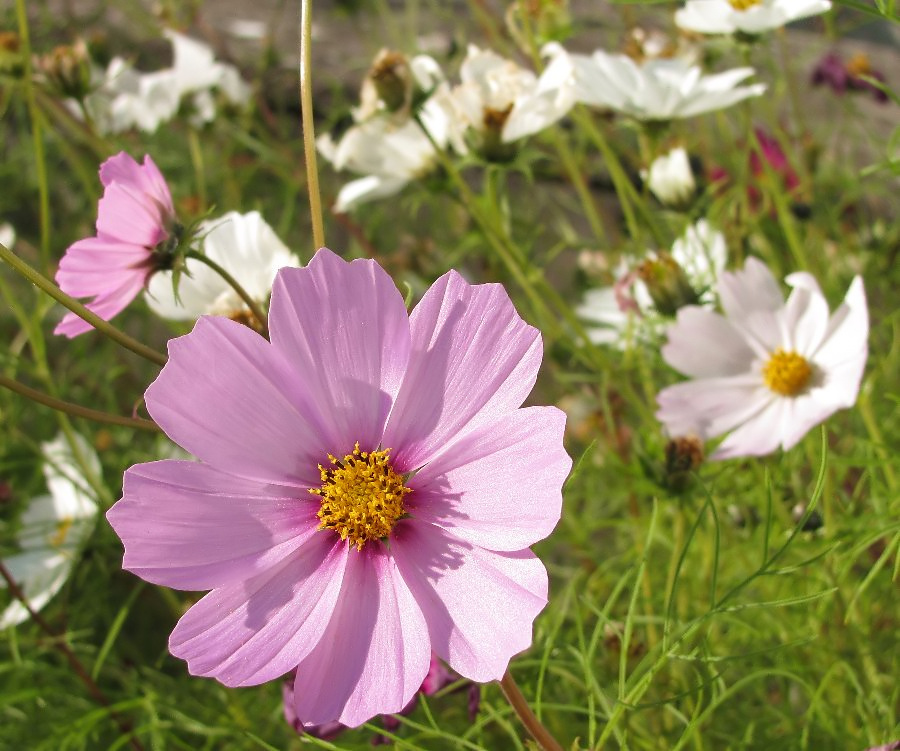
[579,220,727,348]
[145,211,295,321]
[675,0,832,36]
[74,31,250,135]
[643,147,696,208]
[0,434,99,628]
[318,94,455,212]
[656,258,868,459]
[542,42,765,121]
[448,44,574,145]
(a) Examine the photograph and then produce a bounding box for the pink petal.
[291,545,430,727]
[656,376,770,439]
[96,182,167,247]
[391,520,547,682]
[718,257,784,321]
[53,272,148,338]
[383,271,542,472]
[107,460,320,590]
[408,407,570,551]
[268,249,411,453]
[100,153,174,218]
[146,316,329,487]
[169,534,348,687]
[711,397,788,459]
[662,307,756,378]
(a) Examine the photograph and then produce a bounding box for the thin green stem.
[185,250,269,337]
[187,128,208,209]
[0,374,161,432]
[0,243,167,366]
[499,669,564,751]
[300,0,325,250]
[15,0,51,271]
[0,562,145,751]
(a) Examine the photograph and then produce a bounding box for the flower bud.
[664,434,704,492]
[37,40,92,100]
[636,252,700,316]
[644,147,696,209]
[0,32,24,76]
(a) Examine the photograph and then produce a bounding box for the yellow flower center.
[309,443,411,551]
[762,349,812,396]
[846,53,872,78]
[728,0,763,9]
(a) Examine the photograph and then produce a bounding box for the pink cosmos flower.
[106,248,570,728]
[656,258,868,459]
[54,152,176,337]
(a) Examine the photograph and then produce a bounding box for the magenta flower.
[106,248,570,728]
[54,152,176,337]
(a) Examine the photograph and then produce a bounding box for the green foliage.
[1,0,898,749]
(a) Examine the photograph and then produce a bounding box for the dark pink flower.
[54,152,176,337]
[812,51,888,103]
[106,248,570,728]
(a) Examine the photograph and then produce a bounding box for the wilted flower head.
[541,43,765,122]
[355,49,444,121]
[643,146,697,208]
[811,52,888,103]
[675,0,832,36]
[448,44,575,157]
[0,433,99,628]
[55,152,178,337]
[36,40,92,100]
[579,220,727,347]
[657,258,868,459]
[145,210,295,325]
[107,248,570,727]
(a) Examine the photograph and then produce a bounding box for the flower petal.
[268,249,411,453]
[169,534,348,687]
[711,397,789,459]
[95,182,167,248]
[99,153,174,218]
[662,306,756,378]
[391,521,547,682]
[408,407,570,551]
[291,545,430,727]
[384,271,542,472]
[108,460,320,590]
[656,376,771,439]
[718,257,784,320]
[146,316,328,487]
[54,272,149,338]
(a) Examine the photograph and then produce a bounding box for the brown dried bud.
[636,252,700,316]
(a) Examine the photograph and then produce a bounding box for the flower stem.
[300,0,325,251]
[0,374,161,432]
[499,669,564,751]
[15,0,51,272]
[0,561,145,751]
[184,250,269,337]
[0,242,167,366]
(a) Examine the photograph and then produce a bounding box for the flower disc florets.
[762,348,812,396]
[310,443,411,551]
[729,0,762,9]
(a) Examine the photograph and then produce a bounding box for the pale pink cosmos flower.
[106,248,570,728]
[656,258,867,459]
[55,152,176,337]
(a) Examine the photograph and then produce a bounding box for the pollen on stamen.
[763,348,813,396]
[728,0,763,9]
[309,442,411,551]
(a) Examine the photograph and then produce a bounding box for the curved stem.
[0,561,145,751]
[0,243,167,367]
[0,374,161,432]
[184,250,269,337]
[300,0,325,250]
[499,669,564,751]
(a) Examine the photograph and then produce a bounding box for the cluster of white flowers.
[74,31,251,134]
[578,220,727,348]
